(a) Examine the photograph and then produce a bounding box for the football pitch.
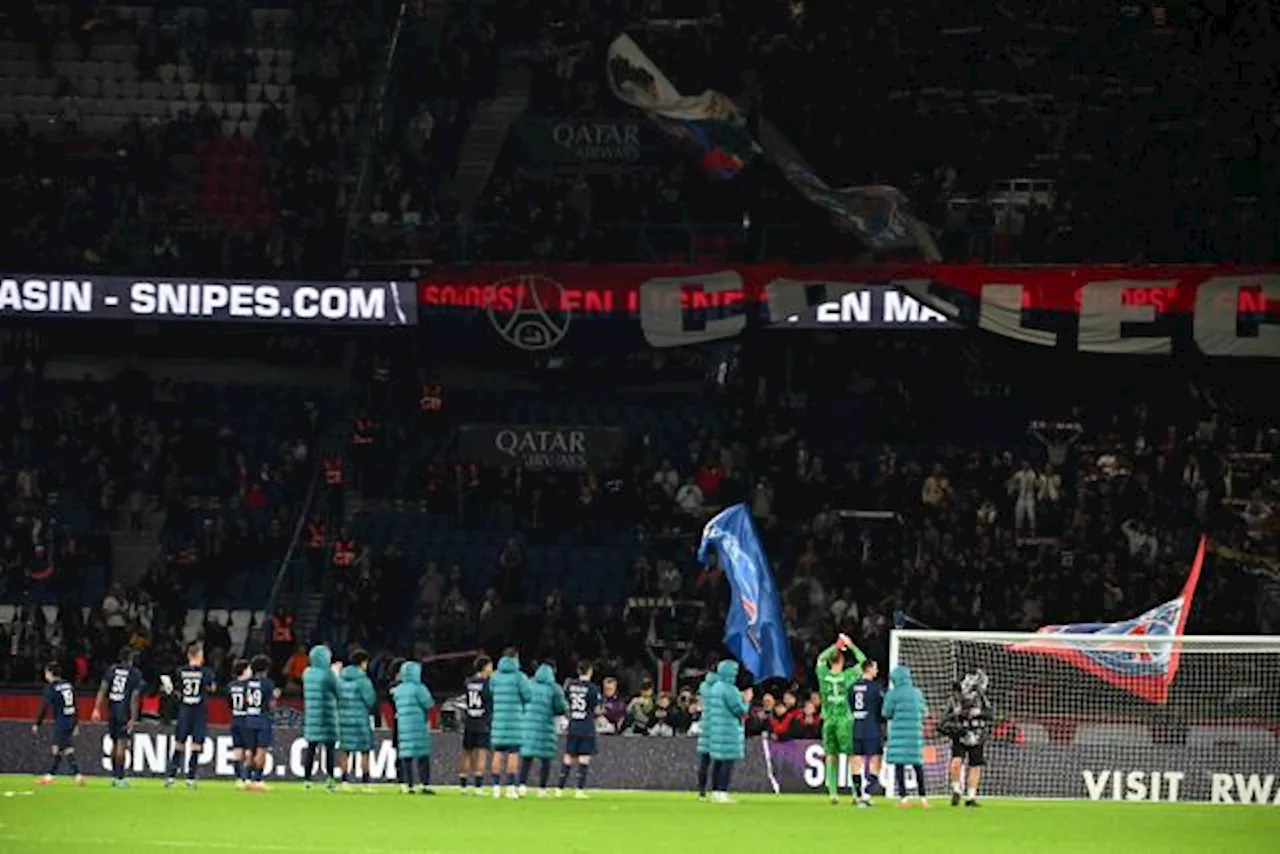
[0,777,1276,854]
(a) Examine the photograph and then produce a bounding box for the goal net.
[886,631,1280,804]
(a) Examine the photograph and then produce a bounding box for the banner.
[762,739,1280,804]
[509,118,662,170]
[606,34,759,178]
[4,724,1278,802]
[417,264,1280,357]
[457,424,625,470]
[0,275,416,326]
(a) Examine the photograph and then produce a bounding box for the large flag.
[605,33,940,259]
[697,504,793,681]
[755,120,942,260]
[1011,535,1207,703]
[606,34,760,179]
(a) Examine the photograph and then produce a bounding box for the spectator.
[624,679,656,734]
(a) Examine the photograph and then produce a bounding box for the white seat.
[140,80,161,99]
[102,78,121,99]
[177,65,194,83]
[258,49,275,66]
[210,101,227,118]
[158,64,177,83]
[0,605,16,626]
[182,82,201,101]
[160,81,181,101]
[201,82,222,101]
[238,120,256,138]
[230,609,252,628]
[254,65,272,84]
[120,78,141,99]
[1074,723,1153,747]
[81,607,90,623]
[220,119,238,137]
[246,83,263,102]
[183,609,205,630]
[1018,722,1051,745]
[274,67,292,85]
[181,623,201,644]
[226,101,244,120]
[207,608,229,625]
[244,102,264,121]
[41,605,58,624]
[263,84,282,103]
[252,610,266,628]
[228,625,249,655]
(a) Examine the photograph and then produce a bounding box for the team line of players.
[33,636,991,804]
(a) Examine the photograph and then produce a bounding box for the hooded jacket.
[301,645,339,743]
[882,665,927,765]
[336,664,377,751]
[695,670,719,755]
[390,661,435,758]
[519,663,568,759]
[490,655,532,748]
[706,660,748,762]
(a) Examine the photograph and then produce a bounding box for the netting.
[886,631,1280,803]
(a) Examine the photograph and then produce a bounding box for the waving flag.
[1012,536,1207,703]
[697,504,793,681]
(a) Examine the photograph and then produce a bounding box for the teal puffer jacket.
[695,671,719,755]
[519,663,568,760]
[883,665,927,765]
[302,645,339,743]
[706,660,748,762]
[490,655,532,749]
[391,661,435,759]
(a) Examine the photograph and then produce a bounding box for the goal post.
[885,630,1280,804]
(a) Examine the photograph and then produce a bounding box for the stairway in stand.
[445,63,531,217]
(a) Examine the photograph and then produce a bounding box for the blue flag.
[697,504,793,681]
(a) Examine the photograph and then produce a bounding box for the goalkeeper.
[939,669,993,807]
[816,633,866,804]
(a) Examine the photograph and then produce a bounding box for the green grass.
[0,776,1277,854]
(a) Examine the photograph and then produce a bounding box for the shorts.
[175,710,208,744]
[491,743,521,754]
[821,720,853,757]
[107,716,133,743]
[462,730,491,752]
[230,723,249,749]
[852,735,883,758]
[564,734,597,757]
[53,725,76,751]
[244,727,274,751]
[951,742,985,768]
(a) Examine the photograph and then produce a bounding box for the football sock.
[558,764,572,789]
[538,760,551,789]
[825,759,838,798]
[576,765,589,790]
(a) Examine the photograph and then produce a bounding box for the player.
[32,663,84,786]
[849,658,885,806]
[165,642,217,788]
[243,654,278,791]
[816,632,867,804]
[518,662,567,797]
[941,669,993,807]
[391,660,436,794]
[489,647,532,799]
[226,659,252,789]
[458,655,493,795]
[336,649,378,792]
[883,664,928,808]
[556,661,600,799]
[301,644,340,790]
[91,647,143,788]
[694,664,718,800]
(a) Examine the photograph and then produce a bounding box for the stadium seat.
[230,609,252,628]
[1186,726,1276,751]
[1074,724,1154,747]
[0,605,15,626]
[41,605,58,625]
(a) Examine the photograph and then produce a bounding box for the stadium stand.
[0,2,1275,728]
